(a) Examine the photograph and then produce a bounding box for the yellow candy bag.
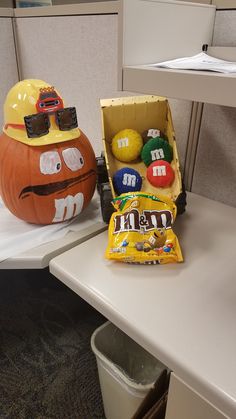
[105,192,183,264]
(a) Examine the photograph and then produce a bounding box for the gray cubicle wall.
[192,9,236,207]
[0,10,19,130]
[0,1,13,6]
[15,11,119,156]
[53,0,211,4]
[14,4,191,168]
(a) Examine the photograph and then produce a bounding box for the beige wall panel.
[181,0,212,3]
[213,0,236,8]
[213,10,236,46]
[15,14,120,156]
[0,1,13,6]
[192,104,236,207]
[0,18,19,130]
[53,0,211,5]
[17,15,125,155]
[53,0,115,4]
[168,98,191,172]
[15,14,190,165]
[192,9,236,207]
[53,0,211,3]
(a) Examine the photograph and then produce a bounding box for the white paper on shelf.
[147,52,236,74]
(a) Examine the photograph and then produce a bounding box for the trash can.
[91,321,166,419]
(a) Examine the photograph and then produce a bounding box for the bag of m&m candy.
[105,192,183,264]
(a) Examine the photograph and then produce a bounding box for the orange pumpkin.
[0,132,96,224]
[0,79,96,224]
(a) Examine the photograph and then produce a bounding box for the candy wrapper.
[105,192,183,264]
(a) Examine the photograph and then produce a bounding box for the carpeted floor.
[0,269,106,419]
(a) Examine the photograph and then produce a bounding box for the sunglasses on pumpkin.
[24,107,78,138]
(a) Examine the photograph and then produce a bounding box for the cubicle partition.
[13,2,192,169]
[192,8,236,207]
[0,8,19,129]
[14,3,120,157]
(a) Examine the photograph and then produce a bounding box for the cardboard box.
[100,95,183,204]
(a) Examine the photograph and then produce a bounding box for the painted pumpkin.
[0,79,96,224]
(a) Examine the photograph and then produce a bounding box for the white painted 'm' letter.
[153,165,166,177]
[122,173,136,187]
[117,137,129,148]
[151,148,164,161]
[53,192,84,222]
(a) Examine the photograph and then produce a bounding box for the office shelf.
[123,65,236,107]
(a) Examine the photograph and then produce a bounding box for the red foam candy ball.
[147,160,175,188]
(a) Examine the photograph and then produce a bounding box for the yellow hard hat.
[3,79,80,146]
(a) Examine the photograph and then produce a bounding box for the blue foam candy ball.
[113,167,142,195]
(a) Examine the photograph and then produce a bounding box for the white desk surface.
[50,192,236,418]
[0,221,106,270]
[0,194,107,269]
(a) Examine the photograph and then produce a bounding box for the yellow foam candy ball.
[111,129,143,162]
